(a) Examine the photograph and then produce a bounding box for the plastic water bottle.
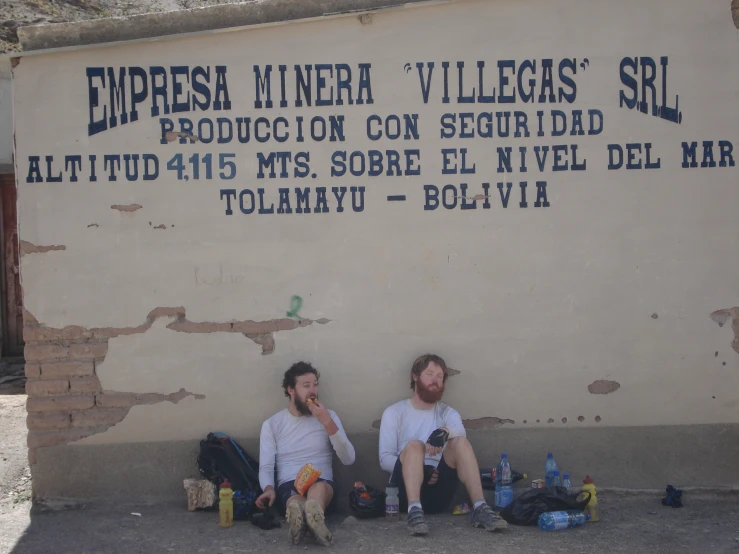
[545,453,559,487]
[494,453,513,509]
[385,484,399,522]
[218,479,233,527]
[563,474,572,493]
[538,510,590,531]
[551,470,561,487]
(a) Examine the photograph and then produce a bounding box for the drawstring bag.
[499,486,591,526]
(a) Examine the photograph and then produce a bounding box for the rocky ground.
[0,0,248,53]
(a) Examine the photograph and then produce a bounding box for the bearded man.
[378,354,507,536]
[256,361,355,547]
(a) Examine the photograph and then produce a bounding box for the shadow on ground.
[2,493,739,554]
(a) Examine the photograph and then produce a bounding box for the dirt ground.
[1,492,739,554]
[2,385,739,554]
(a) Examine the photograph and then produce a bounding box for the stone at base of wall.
[32,423,739,513]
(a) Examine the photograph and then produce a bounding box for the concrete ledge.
[17,0,438,53]
[32,423,739,513]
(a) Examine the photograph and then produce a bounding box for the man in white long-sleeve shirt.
[379,354,507,536]
[255,361,355,547]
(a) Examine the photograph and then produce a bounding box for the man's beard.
[416,381,444,403]
[294,394,315,416]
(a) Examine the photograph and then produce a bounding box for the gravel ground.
[2,492,739,554]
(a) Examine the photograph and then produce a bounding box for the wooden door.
[0,174,23,357]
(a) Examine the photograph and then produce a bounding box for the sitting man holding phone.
[378,354,507,535]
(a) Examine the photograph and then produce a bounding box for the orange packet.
[294,463,322,495]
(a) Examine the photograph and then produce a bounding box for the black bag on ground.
[499,486,591,526]
[197,432,262,520]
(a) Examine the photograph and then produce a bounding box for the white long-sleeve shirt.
[258,408,355,490]
[378,399,466,474]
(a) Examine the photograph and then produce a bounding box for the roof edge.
[17,0,438,53]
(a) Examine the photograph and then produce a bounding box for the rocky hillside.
[0,0,244,53]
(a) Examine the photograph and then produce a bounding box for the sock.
[473,500,486,510]
[408,501,422,512]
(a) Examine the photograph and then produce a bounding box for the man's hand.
[425,427,449,457]
[307,398,333,427]
[255,486,276,510]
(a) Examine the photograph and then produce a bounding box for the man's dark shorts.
[390,456,459,514]
[276,478,337,514]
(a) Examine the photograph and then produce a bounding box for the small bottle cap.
[586,513,591,520]
[501,453,507,458]
[553,470,559,476]
[564,474,569,479]
[547,453,553,458]
[220,479,231,489]
[583,475,594,484]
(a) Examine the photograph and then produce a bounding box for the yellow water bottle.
[581,475,599,522]
[218,479,234,527]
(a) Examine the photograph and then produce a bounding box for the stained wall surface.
[11,0,739,496]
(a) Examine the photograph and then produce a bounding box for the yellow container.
[581,476,599,522]
[218,480,234,527]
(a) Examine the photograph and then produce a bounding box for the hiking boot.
[304,499,332,547]
[471,503,508,532]
[285,499,306,545]
[406,506,429,536]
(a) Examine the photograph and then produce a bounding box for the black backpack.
[197,432,262,519]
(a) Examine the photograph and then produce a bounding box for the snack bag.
[294,463,322,495]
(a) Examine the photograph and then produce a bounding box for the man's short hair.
[282,361,320,397]
[410,354,449,389]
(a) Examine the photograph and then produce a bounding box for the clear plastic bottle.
[563,474,572,493]
[551,470,561,487]
[385,485,399,522]
[494,453,513,509]
[544,453,559,487]
[538,510,590,531]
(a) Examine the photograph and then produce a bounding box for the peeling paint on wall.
[25,306,330,345]
[710,308,739,355]
[110,204,142,212]
[462,417,515,429]
[20,240,66,256]
[588,380,621,394]
[733,0,739,28]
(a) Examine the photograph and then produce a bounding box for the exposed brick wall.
[22,308,206,465]
[23,311,109,464]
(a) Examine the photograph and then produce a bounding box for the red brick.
[69,342,108,360]
[26,378,69,397]
[95,393,139,408]
[40,361,94,378]
[27,395,95,413]
[71,408,128,428]
[27,413,71,430]
[25,363,41,379]
[69,376,101,394]
[25,343,68,362]
[24,326,91,342]
[27,428,101,448]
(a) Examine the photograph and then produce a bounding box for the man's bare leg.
[442,437,507,531]
[304,481,334,547]
[399,440,429,535]
[441,437,485,502]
